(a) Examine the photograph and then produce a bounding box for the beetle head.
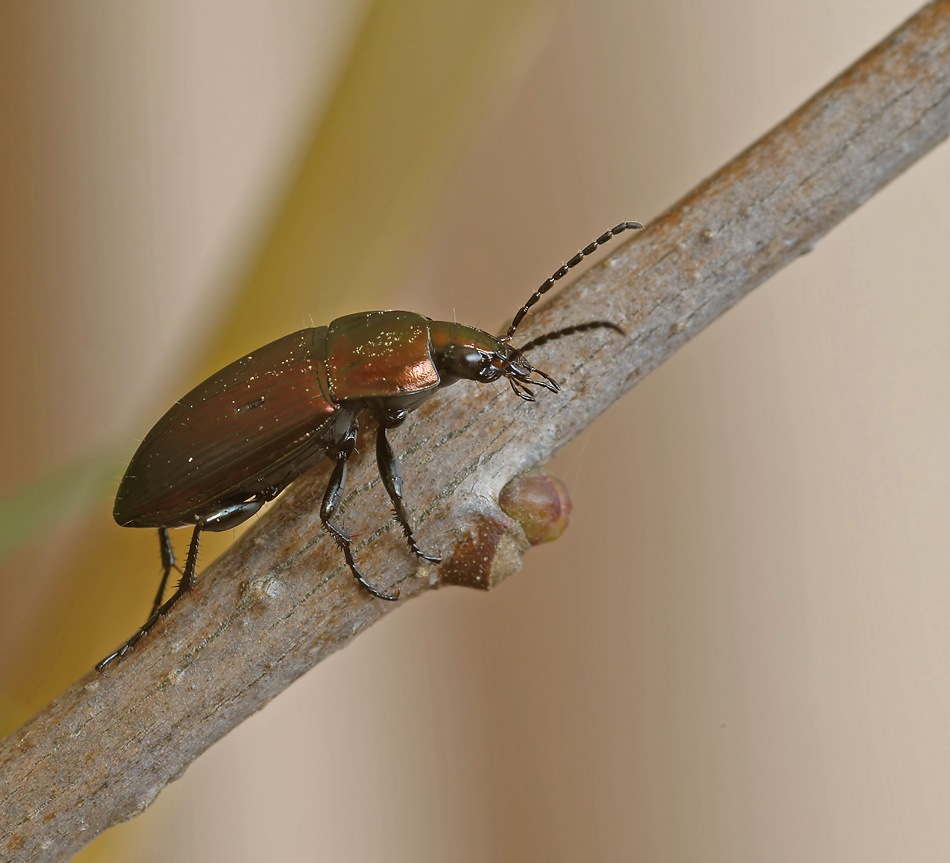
[432,321,624,402]
[432,220,642,401]
[435,330,559,402]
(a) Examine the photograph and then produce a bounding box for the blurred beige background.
[1,1,948,861]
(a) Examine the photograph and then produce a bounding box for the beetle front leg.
[374,413,441,563]
[320,418,400,601]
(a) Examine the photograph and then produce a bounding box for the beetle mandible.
[97,221,643,669]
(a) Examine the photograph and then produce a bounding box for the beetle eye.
[439,345,498,382]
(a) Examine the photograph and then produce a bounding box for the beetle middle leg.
[373,407,441,564]
[320,416,400,601]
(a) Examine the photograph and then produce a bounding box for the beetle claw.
[325,517,400,600]
[358,575,400,601]
[409,547,441,563]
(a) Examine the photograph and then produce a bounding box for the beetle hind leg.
[320,418,400,601]
[149,527,183,617]
[97,524,203,671]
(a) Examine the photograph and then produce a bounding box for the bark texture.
[1,2,948,859]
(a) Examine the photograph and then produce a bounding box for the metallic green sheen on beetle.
[98,221,642,670]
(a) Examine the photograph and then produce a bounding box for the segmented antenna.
[519,320,625,354]
[502,221,643,342]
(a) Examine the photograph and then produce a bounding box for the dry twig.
[1,2,948,859]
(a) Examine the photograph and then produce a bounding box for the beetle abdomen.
[114,328,337,527]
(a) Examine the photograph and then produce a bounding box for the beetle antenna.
[519,320,624,353]
[502,221,643,342]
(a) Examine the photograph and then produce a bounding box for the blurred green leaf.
[0,0,549,569]
[0,450,120,557]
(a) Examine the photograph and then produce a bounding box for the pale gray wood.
[1,2,947,859]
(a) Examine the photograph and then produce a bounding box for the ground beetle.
[98,221,642,669]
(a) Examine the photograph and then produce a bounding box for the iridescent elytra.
[98,221,642,669]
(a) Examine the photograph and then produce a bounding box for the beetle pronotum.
[98,221,643,669]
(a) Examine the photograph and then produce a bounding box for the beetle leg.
[97,524,203,671]
[374,416,441,563]
[149,527,182,617]
[98,486,287,669]
[320,418,400,601]
[200,493,277,532]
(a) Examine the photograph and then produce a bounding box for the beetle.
[97,221,642,669]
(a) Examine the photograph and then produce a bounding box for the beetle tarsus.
[324,517,400,601]
[374,420,441,565]
[321,419,400,601]
[411,543,442,564]
[97,524,203,671]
